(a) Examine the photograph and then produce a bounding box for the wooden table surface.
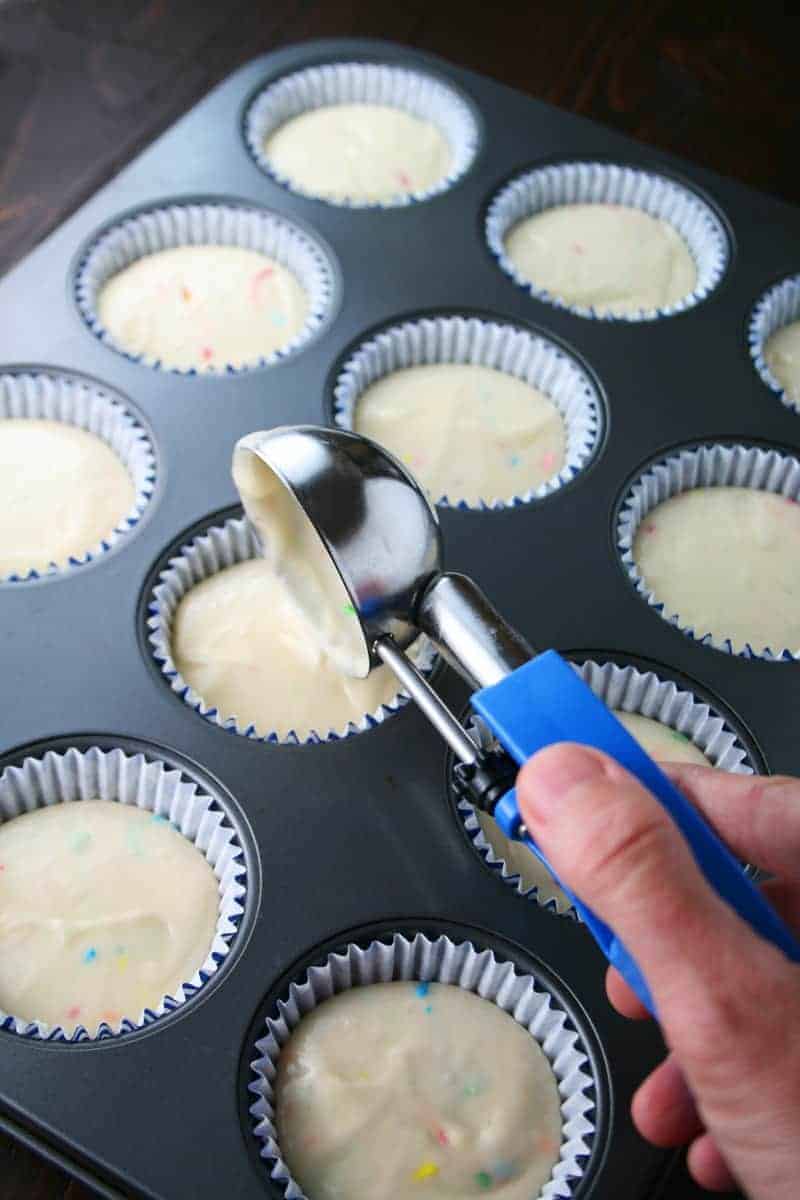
[1,0,796,1194]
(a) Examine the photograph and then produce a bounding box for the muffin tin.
[1,34,799,1199]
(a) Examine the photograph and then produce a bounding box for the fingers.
[662,764,800,879]
[605,966,649,1020]
[687,1133,737,1193]
[632,1054,702,1147]
[517,743,800,1200]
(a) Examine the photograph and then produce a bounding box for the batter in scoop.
[476,711,712,911]
[0,801,218,1034]
[264,104,451,203]
[353,363,566,505]
[0,419,134,576]
[276,981,563,1200]
[632,486,800,652]
[504,203,697,316]
[97,245,308,371]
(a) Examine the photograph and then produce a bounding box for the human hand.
[516,746,800,1197]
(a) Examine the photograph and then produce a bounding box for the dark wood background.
[1,0,797,1194]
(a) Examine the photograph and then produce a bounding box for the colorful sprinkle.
[571,242,585,255]
[435,1128,449,1147]
[463,1075,484,1098]
[643,522,657,535]
[491,1160,516,1182]
[669,730,690,744]
[509,453,521,468]
[101,1010,120,1024]
[151,813,169,825]
[66,1005,81,1020]
[343,602,357,616]
[415,982,430,998]
[0,863,5,871]
[541,450,557,474]
[425,1004,433,1014]
[397,169,412,189]
[116,953,129,972]
[250,265,275,304]
[70,831,92,854]
[181,286,192,302]
[201,346,214,362]
[413,1162,439,1182]
[83,947,97,964]
[475,1171,492,1189]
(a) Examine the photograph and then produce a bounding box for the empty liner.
[618,443,800,659]
[249,931,598,1199]
[332,314,603,509]
[0,369,155,582]
[749,275,800,412]
[75,201,335,373]
[147,514,436,744]
[457,658,755,916]
[244,61,479,207]
[0,746,246,1041]
[486,161,728,321]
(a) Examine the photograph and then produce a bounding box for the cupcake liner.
[457,658,755,915]
[244,61,479,208]
[75,202,336,374]
[748,275,800,412]
[147,514,437,744]
[332,315,603,509]
[0,369,156,583]
[486,161,729,321]
[618,443,800,659]
[0,746,246,1042]
[249,931,597,1199]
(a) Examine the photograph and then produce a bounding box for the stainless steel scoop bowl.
[236,425,534,764]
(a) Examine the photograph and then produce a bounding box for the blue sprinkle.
[509,454,521,467]
[151,813,168,825]
[415,982,430,998]
[83,948,97,964]
[425,1004,433,1014]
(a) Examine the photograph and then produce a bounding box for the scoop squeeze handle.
[472,650,800,1015]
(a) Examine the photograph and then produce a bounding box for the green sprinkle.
[669,730,690,744]
[424,1004,433,1014]
[343,602,356,616]
[475,1171,492,1189]
[70,831,92,854]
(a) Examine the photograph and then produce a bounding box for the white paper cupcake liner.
[244,61,479,208]
[74,202,336,374]
[0,369,156,583]
[249,931,597,1199]
[748,275,800,412]
[486,161,729,321]
[332,315,603,509]
[618,443,800,659]
[0,745,246,1042]
[457,658,755,916]
[147,514,437,744]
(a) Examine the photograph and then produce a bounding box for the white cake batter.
[504,203,697,316]
[0,419,134,575]
[171,559,404,739]
[633,486,800,652]
[353,363,567,505]
[264,104,451,202]
[476,711,712,910]
[0,800,218,1034]
[97,245,308,371]
[764,319,800,405]
[276,981,563,1200]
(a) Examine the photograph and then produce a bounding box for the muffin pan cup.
[1,33,800,1200]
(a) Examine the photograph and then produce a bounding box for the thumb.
[516,745,800,1125]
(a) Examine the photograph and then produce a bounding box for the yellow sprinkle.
[413,1162,439,1181]
[181,286,192,302]
[116,953,129,972]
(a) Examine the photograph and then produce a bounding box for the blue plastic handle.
[472,650,800,1015]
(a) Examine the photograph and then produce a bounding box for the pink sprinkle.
[397,169,412,189]
[436,1129,449,1147]
[250,266,274,304]
[541,450,557,473]
[66,1005,81,1020]
[786,497,797,506]
[571,242,585,255]
[0,863,5,870]
[201,346,214,362]
[644,522,657,535]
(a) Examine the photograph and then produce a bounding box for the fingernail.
[521,744,606,824]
